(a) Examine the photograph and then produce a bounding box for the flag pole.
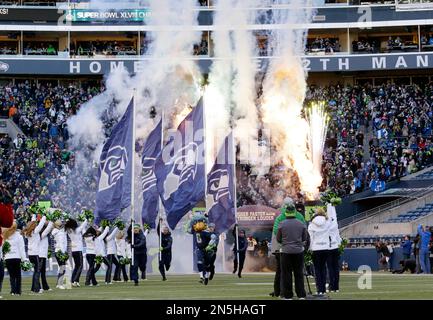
[231,131,240,269]
[131,90,137,266]
[158,110,164,262]
[203,88,208,214]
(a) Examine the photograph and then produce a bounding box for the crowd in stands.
[238,83,433,208]
[193,36,209,56]
[23,43,58,56]
[0,43,18,55]
[0,82,104,219]
[308,83,433,197]
[0,81,433,216]
[352,39,377,53]
[305,37,341,54]
[71,41,137,57]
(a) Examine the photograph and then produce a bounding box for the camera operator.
[0,183,14,298]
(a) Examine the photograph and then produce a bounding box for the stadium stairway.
[0,117,25,141]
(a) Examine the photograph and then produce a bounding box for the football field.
[2,272,433,300]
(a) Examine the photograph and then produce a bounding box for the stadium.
[1,0,433,304]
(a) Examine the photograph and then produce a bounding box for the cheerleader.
[114,230,129,282]
[23,215,47,293]
[94,226,109,283]
[104,226,119,284]
[65,218,88,287]
[38,219,54,292]
[83,226,98,286]
[52,220,68,290]
[3,221,27,295]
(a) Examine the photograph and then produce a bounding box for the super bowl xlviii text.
[166,304,266,317]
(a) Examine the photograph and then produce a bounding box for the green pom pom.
[20,261,34,271]
[2,241,11,255]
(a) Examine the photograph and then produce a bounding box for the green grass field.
[2,272,433,300]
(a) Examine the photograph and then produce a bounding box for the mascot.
[187,214,217,285]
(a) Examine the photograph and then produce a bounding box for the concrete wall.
[341,247,405,272]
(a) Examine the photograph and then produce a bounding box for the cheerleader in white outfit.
[52,220,68,289]
[104,226,119,284]
[3,221,27,295]
[65,218,88,287]
[23,215,46,293]
[38,219,54,292]
[83,226,98,286]
[94,226,110,283]
[114,230,129,282]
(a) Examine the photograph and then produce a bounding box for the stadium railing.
[339,183,433,228]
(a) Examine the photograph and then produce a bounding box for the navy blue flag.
[95,98,133,224]
[206,132,236,233]
[141,119,162,229]
[154,98,205,230]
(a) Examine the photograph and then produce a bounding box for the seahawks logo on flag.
[95,98,133,224]
[163,142,199,201]
[98,145,128,191]
[207,169,230,211]
[141,157,157,192]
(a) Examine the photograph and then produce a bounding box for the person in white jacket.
[38,219,54,292]
[94,226,110,283]
[308,207,331,295]
[65,218,88,287]
[113,230,129,282]
[104,226,119,285]
[52,220,68,289]
[326,204,342,293]
[3,221,28,295]
[23,214,46,293]
[83,226,98,286]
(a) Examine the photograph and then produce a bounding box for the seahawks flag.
[141,119,162,229]
[154,98,205,230]
[95,98,133,224]
[206,132,236,233]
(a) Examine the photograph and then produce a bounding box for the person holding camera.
[0,184,14,298]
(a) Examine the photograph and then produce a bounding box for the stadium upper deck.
[0,0,433,76]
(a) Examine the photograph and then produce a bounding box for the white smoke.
[259,0,319,199]
[66,0,203,272]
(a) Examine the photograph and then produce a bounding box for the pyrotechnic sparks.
[306,101,330,196]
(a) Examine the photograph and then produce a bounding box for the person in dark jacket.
[401,235,412,260]
[232,225,248,278]
[376,241,390,271]
[207,223,219,281]
[127,224,148,286]
[270,197,306,297]
[157,220,172,281]
[276,209,310,300]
